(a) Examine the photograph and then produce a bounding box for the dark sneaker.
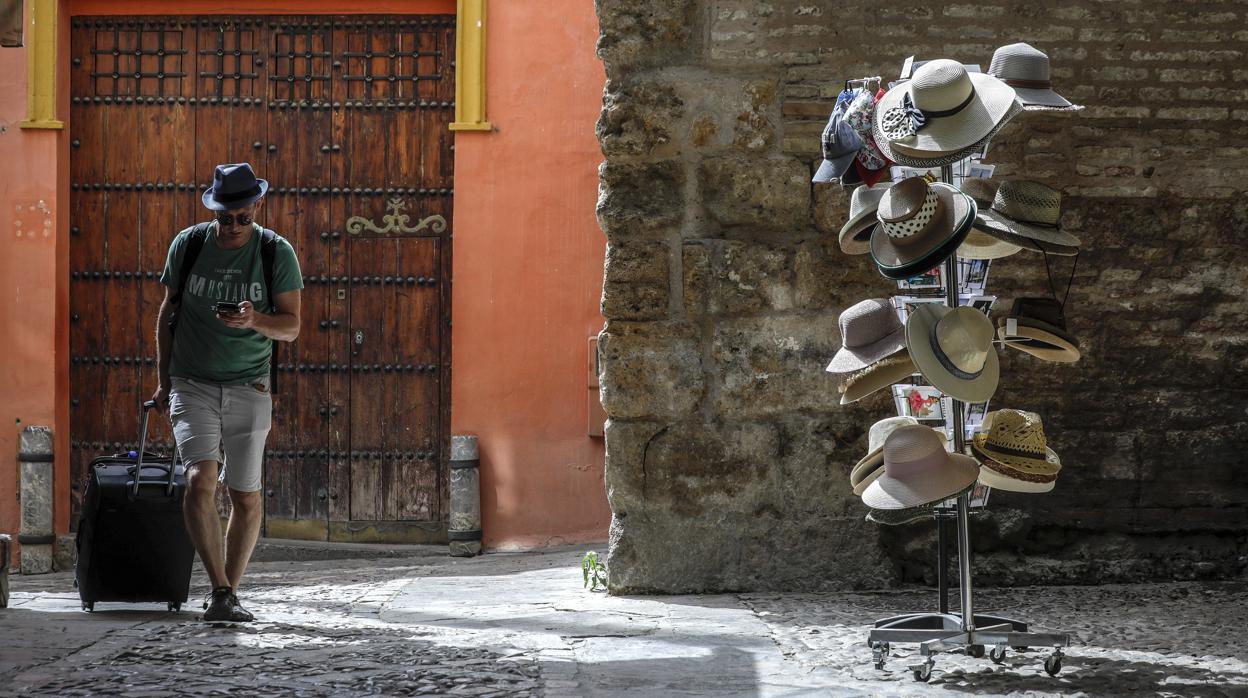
[202,586,253,622]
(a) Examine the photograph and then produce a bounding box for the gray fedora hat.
[989,43,1073,110]
[826,298,908,375]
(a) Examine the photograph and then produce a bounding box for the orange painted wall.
[450,1,610,548]
[0,1,65,544]
[0,0,609,551]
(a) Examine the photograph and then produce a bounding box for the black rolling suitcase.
[76,400,195,612]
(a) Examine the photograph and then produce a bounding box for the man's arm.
[151,286,175,410]
[223,290,301,342]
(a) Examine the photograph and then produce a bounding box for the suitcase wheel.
[168,602,181,612]
[82,601,94,612]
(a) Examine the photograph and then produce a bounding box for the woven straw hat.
[959,178,1045,258]
[978,180,1081,248]
[825,298,908,374]
[989,43,1073,110]
[972,410,1061,493]
[870,178,975,278]
[872,60,1019,161]
[861,424,979,509]
[838,351,917,405]
[905,303,1000,403]
[839,183,894,255]
[997,297,1081,362]
[852,419,948,496]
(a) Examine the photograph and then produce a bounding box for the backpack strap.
[259,228,281,394]
[171,222,211,307]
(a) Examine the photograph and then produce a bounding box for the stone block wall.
[595,0,1248,593]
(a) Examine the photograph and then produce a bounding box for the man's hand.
[217,300,258,331]
[150,384,170,413]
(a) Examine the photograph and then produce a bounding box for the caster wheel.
[1044,654,1063,676]
[912,662,933,682]
[168,602,181,612]
[990,646,1007,664]
[967,644,985,658]
[82,602,94,612]
[870,641,888,670]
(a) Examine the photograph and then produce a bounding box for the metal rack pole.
[937,518,949,614]
[939,164,975,634]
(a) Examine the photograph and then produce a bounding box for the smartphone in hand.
[215,301,243,315]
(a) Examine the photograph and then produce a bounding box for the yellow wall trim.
[449,0,491,131]
[20,0,64,130]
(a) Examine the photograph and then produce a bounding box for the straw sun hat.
[971,409,1062,493]
[961,178,1079,257]
[872,59,1022,166]
[825,298,917,404]
[905,302,1000,404]
[851,417,949,496]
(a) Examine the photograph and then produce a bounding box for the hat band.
[995,208,1059,228]
[982,441,1047,462]
[1004,77,1052,89]
[211,183,263,203]
[880,189,939,240]
[982,457,1056,483]
[928,321,984,380]
[918,87,977,120]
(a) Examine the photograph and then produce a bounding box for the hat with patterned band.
[977,180,1080,248]
[838,352,917,405]
[872,59,1019,162]
[997,297,1081,363]
[870,177,975,279]
[972,409,1061,493]
[861,424,979,510]
[989,43,1074,110]
[852,418,948,496]
[906,303,1000,403]
[202,162,268,211]
[839,183,893,255]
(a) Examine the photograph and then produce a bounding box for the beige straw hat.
[873,59,1019,162]
[861,424,979,509]
[839,183,893,255]
[961,178,1071,256]
[838,352,917,405]
[977,180,1081,248]
[869,177,975,275]
[905,304,1000,403]
[971,409,1061,493]
[826,298,908,374]
[866,481,975,525]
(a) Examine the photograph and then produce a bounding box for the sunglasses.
[215,213,254,227]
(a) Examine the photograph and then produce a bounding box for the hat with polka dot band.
[869,177,975,278]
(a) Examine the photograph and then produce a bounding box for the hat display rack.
[821,48,1081,683]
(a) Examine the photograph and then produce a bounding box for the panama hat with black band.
[869,176,976,281]
[906,303,1000,403]
[872,59,1022,166]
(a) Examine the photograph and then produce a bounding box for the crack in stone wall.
[595,0,1248,593]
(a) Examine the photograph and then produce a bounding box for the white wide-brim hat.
[862,451,980,510]
[906,303,1000,403]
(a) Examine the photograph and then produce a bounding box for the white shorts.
[168,376,272,492]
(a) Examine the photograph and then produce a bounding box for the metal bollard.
[448,435,482,557]
[0,533,10,607]
[18,426,55,574]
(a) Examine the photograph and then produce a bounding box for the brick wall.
[596,0,1248,592]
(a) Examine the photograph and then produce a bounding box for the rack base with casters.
[897,626,1069,682]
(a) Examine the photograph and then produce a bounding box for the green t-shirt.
[160,222,304,384]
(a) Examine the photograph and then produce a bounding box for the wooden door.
[67,15,454,542]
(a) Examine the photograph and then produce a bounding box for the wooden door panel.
[71,15,453,537]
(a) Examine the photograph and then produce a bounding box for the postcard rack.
[865,164,1072,683]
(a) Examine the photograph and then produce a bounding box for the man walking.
[150,163,303,622]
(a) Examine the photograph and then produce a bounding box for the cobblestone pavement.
[3,546,1247,697]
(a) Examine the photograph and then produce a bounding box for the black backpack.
[169,222,282,392]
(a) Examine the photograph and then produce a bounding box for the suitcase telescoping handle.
[131,400,177,497]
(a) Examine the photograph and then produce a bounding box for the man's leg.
[224,488,263,590]
[183,460,229,589]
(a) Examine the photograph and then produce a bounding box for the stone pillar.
[448,435,482,557]
[18,426,55,574]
